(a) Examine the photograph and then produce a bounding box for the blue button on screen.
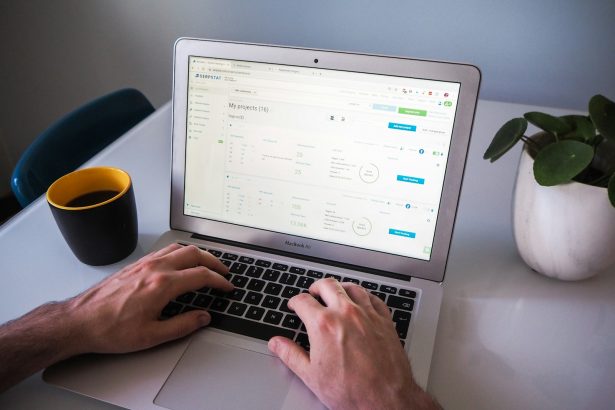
[389,229,416,238]
[388,122,417,132]
[397,175,425,184]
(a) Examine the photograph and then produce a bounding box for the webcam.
[314,58,319,64]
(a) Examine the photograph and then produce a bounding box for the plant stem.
[521,136,541,151]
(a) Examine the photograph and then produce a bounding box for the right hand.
[268,278,439,410]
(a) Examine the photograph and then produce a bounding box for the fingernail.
[198,312,211,326]
[267,338,278,351]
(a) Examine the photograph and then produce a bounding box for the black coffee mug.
[46,167,138,265]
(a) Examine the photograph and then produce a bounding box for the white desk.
[1,100,614,410]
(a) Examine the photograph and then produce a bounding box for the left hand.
[64,244,232,354]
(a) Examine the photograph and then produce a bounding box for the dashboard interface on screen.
[183,56,460,261]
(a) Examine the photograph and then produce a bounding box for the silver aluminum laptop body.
[45,38,480,409]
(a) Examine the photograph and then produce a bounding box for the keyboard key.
[208,312,296,341]
[161,302,182,317]
[263,310,283,325]
[210,298,230,312]
[342,277,360,284]
[281,286,301,299]
[262,295,281,310]
[307,270,323,278]
[387,295,415,311]
[371,291,386,301]
[399,289,417,298]
[245,291,264,305]
[247,278,266,292]
[255,259,272,268]
[296,276,315,289]
[380,285,397,294]
[222,252,238,261]
[361,281,378,290]
[221,259,232,267]
[245,306,265,321]
[264,282,283,295]
[210,288,228,297]
[280,273,298,286]
[289,267,306,275]
[273,263,289,271]
[280,299,293,313]
[239,256,255,264]
[228,288,246,301]
[231,275,249,288]
[228,302,248,316]
[325,273,341,281]
[295,332,310,351]
[230,262,248,274]
[193,294,213,308]
[282,314,302,329]
[176,292,196,304]
[263,269,281,281]
[392,310,411,339]
[208,249,222,257]
[246,266,264,278]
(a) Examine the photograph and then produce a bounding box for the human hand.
[65,244,232,355]
[268,278,438,410]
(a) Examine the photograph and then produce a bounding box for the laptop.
[45,38,480,409]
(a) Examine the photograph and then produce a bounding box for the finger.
[308,278,350,309]
[340,283,372,309]
[368,292,391,318]
[287,293,325,329]
[151,243,184,258]
[168,266,234,297]
[268,336,310,383]
[162,245,228,273]
[121,244,184,274]
[148,310,211,346]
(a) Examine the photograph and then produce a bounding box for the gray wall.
[1,0,614,197]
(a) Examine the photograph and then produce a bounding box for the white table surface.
[1,100,613,410]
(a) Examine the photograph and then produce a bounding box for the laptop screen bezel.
[171,38,480,283]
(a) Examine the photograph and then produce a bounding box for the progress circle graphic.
[352,217,372,236]
[359,163,379,183]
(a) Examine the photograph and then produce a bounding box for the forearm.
[0,301,85,392]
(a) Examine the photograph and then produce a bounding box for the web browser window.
[184,56,460,261]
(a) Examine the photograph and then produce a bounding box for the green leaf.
[609,173,615,207]
[592,135,615,176]
[483,118,527,161]
[533,140,594,186]
[589,94,615,139]
[560,115,595,141]
[524,112,572,136]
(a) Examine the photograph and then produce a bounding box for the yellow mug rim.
[46,167,131,211]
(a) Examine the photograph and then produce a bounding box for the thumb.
[150,310,211,345]
[268,336,310,381]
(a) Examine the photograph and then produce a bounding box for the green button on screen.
[398,107,427,116]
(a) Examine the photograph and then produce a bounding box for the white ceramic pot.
[513,147,615,280]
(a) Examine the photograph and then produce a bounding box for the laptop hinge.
[190,233,411,282]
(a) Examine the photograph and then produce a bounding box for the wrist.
[29,299,88,360]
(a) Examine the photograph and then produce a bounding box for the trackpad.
[155,337,292,410]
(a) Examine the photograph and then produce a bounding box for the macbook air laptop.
[45,38,480,409]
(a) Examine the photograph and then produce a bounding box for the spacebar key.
[208,312,295,341]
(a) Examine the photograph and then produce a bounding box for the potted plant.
[483,94,615,280]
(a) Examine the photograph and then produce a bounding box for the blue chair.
[10,88,155,207]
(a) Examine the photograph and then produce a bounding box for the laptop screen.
[183,56,460,262]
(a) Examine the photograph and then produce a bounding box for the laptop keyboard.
[161,244,417,350]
